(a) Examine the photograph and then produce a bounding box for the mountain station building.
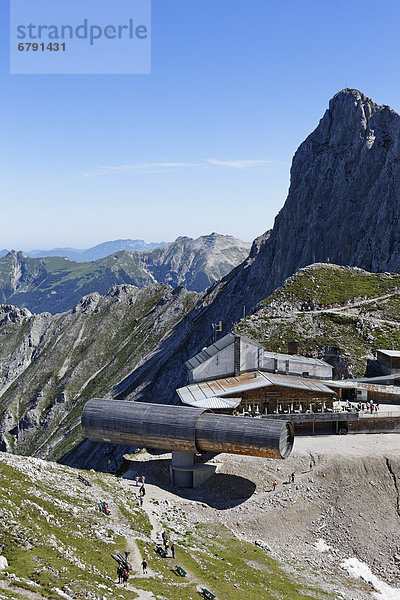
[177,334,336,415]
[176,334,400,434]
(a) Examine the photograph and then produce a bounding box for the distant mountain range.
[0,233,251,313]
[6,239,169,262]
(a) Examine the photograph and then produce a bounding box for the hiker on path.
[291,472,295,483]
[117,564,124,584]
[162,531,167,544]
[122,568,129,587]
[272,481,277,491]
[171,543,175,559]
[142,558,148,574]
[139,484,146,497]
[135,476,139,486]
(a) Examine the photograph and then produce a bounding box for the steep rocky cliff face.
[195,89,400,316]
[267,88,400,284]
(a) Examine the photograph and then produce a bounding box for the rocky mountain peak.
[6,250,27,259]
[330,87,380,110]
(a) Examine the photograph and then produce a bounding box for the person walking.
[117,564,124,584]
[122,568,129,587]
[171,543,175,559]
[142,558,148,574]
[291,472,295,483]
[272,481,277,491]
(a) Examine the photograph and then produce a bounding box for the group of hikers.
[272,463,315,491]
[161,530,175,558]
[112,474,179,586]
[115,535,176,584]
[358,400,380,413]
[114,549,149,586]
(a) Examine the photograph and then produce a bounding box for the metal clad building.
[376,349,400,374]
[185,333,333,383]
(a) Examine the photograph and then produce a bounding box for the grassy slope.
[0,453,332,600]
[236,263,400,376]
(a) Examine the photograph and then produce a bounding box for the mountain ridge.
[0,233,251,313]
[24,238,169,261]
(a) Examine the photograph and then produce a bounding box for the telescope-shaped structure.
[82,399,294,487]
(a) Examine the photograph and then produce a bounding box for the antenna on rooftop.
[212,321,222,342]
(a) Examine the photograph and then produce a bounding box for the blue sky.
[2,0,400,249]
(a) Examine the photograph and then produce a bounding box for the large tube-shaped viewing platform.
[81,398,294,459]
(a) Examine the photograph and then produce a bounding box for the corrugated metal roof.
[263,372,334,393]
[355,374,400,384]
[179,396,241,409]
[263,351,330,367]
[325,379,400,395]
[377,349,400,358]
[177,371,336,404]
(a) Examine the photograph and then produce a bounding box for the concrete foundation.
[170,451,217,488]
